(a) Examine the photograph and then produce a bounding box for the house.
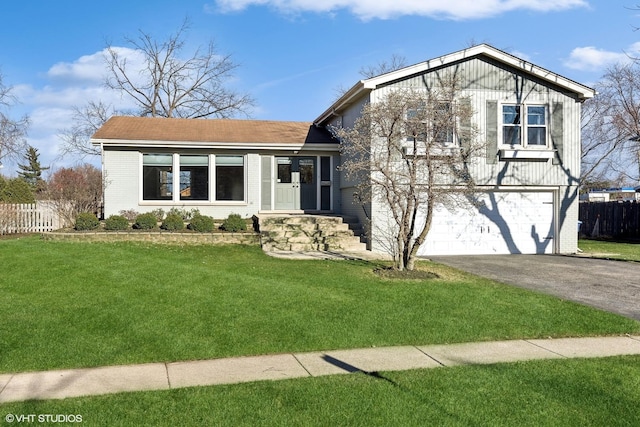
[91,44,595,255]
[91,118,341,219]
[581,187,640,202]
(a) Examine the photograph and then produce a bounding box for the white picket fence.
[0,202,63,234]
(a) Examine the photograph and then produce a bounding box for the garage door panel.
[416,192,554,256]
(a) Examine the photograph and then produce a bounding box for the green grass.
[2,356,640,426]
[1,236,638,373]
[579,238,640,262]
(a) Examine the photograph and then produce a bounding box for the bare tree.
[58,101,114,159]
[44,164,103,226]
[104,19,254,119]
[0,72,29,166]
[358,54,408,79]
[581,62,640,185]
[333,54,408,100]
[334,77,481,271]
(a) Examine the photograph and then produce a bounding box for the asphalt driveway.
[430,255,640,321]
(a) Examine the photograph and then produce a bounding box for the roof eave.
[314,81,370,125]
[315,44,596,114]
[91,138,338,152]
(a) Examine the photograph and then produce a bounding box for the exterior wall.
[373,57,583,187]
[103,148,341,219]
[363,56,584,254]
[103,148,262,220]
[331,93,372,234]
[103,149,140,217]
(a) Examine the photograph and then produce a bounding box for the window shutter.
[551,102,564,165]
[486,100,498,164]
[261,156,272,210]
[458,98,472,152]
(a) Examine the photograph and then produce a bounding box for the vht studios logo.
[5,413,83,423]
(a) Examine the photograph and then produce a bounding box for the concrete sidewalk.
[2,335,640,403]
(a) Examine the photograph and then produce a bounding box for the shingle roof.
[91,116,337,145]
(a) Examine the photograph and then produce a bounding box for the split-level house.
[91,44,595,255]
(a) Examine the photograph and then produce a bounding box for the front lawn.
[1,236,639,373]
[2,356,639,426]
[579,238,640,262]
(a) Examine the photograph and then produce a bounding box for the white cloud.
[47,47,147,85]
[212,0,588,20]
[0,47,146,173]
[563,43,640,71]
[47,51,107,83]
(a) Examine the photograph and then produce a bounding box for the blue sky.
[0,0,638,174]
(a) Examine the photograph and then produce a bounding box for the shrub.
[134,212,159,230]
[118,209,139,221]
[75,212,100,231]
[167,207,200,221]
[188,214,215,232]
[0,176,36,203]
[161,213,185,231]
[150,208,165,221]
[104,215,129,231]
[220,213,247,232]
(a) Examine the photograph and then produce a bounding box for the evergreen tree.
[17,146,49,192]
[0,175,35,203]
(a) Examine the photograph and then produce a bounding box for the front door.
[298,157,316,210]
[274,157,317,210]
[275,157,298,210]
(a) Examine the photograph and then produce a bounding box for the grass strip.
[2,356,639,426]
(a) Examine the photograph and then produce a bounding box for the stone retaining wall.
[43,231,260,245]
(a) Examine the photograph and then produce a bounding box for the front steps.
[255,214,367,252]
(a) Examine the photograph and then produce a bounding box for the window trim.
[500,103,549,149]
[405,101,458,148]
[139,152,247,205]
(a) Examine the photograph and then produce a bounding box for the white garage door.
[416,192,555,256]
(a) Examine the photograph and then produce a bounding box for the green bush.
[0,176,35,203]
[167,207,200,221]
[118,209,139,221]
[150,208,165,221]
[220,213,247,232]
[188,214,215,232]
[104,215,130,231]
[75,212,100,231]
[161,213,185,231]
[133,212,159,230]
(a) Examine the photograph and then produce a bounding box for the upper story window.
[406,101,456,147]
[502,105,547,147]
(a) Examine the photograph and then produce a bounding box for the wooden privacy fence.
[579,201,640,239]
[0,202,63,235]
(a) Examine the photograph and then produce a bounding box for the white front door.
[274,157,299,210]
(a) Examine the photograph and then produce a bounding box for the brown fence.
[0,202,63,235]
[579,201,640,239]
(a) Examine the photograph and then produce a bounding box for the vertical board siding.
[0,203,63,234]
[580,202,640,239]
[366,54,585,254]
[374,56,582,187]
